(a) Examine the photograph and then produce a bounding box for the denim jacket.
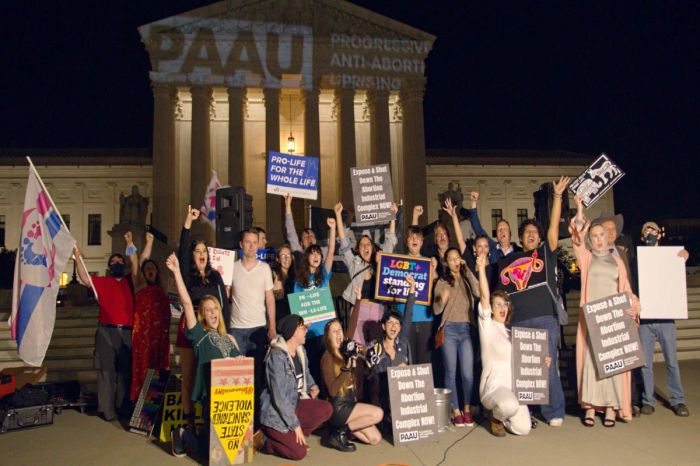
[259,336,317,432]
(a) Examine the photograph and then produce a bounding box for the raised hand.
[353,284,362,300]
[405,273,416,294]
[124,231,133,245]
[553,176,571,195]
[327,217,336,229]
[165,253,180,273]
[334,202,343,216]
[184,204,200,228]
[145,232,154,244]
[413,205,423,218]
[389,202,398,214]
[442,197,457,217]
[284,193,293,212]
[470,191,479,209]
[476,253,487,271]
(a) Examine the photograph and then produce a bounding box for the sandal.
[582,409,595,427]
[603,408,616,427]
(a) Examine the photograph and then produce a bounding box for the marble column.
[400,79,428,225]
[263,87,282,243]
[367,88,391,167]
[190,85,213,241]
[227,86,246,188]
[335,88,357,208]
[303,86,321,206]
[151,82,177,245]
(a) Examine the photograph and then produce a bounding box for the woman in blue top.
[294,216,336,388]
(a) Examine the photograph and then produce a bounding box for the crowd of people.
[71,176,691,462]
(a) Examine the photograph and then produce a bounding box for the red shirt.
[92,276,135,326]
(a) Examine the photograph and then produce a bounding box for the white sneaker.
[548,417,564,427]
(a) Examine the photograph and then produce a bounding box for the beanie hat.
[278,314,303,341]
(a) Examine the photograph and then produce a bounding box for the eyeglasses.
[278,253,292,258]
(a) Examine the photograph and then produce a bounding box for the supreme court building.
[139,0,435,244]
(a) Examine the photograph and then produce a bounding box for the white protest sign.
[208,247,236,286]
[638,246,688,319]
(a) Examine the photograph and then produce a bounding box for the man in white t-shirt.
[230,228,277,356]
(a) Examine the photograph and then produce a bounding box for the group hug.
[70,175,690,462]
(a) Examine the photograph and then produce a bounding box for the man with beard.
[74,245,135,421]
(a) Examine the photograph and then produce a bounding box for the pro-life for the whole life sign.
[350,163,395,227]
[266,151,319,200]
[387,364,437,446]
[511,327,549,405]
[582,292,645,379]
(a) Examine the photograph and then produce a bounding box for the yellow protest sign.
[158,374,203,443]
[209,357,255,465]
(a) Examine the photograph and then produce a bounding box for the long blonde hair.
[198,295,227,337]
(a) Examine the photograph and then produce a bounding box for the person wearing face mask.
[636,221,691,418]
[74,245,135,422]
[570,197,640,426]
[124,231,171,403]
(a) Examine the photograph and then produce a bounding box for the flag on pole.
[10,164,76,366]
[200,170,225,229]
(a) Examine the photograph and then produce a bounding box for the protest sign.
[129,369,170,435]
[350,164,395,226]
[237,248,277,264]
[208,247,236,285]
[582,292,645,379]
[288,288,336,325]
[209,357,255,465]
[387,364,437,446]
[511,328,549,405]
[498,245,560,314]
[638,246,688,319]
[158,374,204,443]
[569,153,625,208]
[266,151,319,200]
[375,253,432,306]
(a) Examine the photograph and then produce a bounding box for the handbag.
[434,325,445,349]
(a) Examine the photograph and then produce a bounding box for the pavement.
[1,361,699,466]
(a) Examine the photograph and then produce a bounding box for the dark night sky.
[2,1,699,231]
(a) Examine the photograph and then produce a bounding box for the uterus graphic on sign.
[500,249,544,291]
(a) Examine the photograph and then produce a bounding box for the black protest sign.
[511,327,549,405]
[387,364,437,446]
[350,164,395,227]
[569,153,625,208]
[582,292,645,378]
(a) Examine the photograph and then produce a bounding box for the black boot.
[322,426,356,452]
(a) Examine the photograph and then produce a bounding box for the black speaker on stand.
[533,183,571,239]
[216,187,253,249]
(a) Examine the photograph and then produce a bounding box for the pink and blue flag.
[200,170,224,229]
[10,167,76,366]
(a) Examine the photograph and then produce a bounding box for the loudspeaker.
[216,187,253,249]
[533,183,571,239]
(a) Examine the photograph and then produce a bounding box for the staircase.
[0,306,180,394]
[564,286,700,361]
[1,286,699,392]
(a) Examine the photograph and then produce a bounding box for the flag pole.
[25,156,98,301]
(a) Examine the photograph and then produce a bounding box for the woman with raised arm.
[165,253,240,459]
[476,254,544,437]
[293,216,337,386]
[433,247,480,427]
[173,205,230,456]
[569,196,639,427]
[125,231,171,402]
[320,284,384,452]
[272,244,295,322]
[334,201,398,347]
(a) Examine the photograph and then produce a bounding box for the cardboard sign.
[569,153,625,208]
[582,292,646,379]
[350,164,395,226]
[158,374,204,443]
[209,357,255,465]
[638,246,688,319]
[511,328,549,405]
[237,248,277,264]
[266,151,319,200]
[208,247,236,285]
[375,253,433,306]
[387,364,437,446]
[129,369,170,435]
[498,246,549,294]
[287,288,336,325]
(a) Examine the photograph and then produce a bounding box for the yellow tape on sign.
[209,357,255,465]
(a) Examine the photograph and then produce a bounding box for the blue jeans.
[441,321,475,410]
[514,314,565,421]
[229,326,267,357]
[638,320,685,407]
